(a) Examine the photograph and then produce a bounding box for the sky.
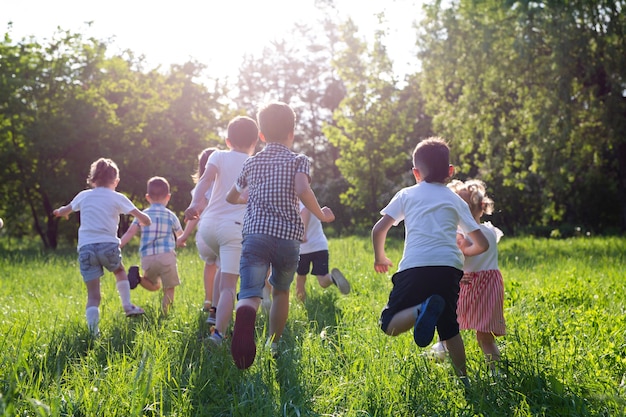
[3,0,424,80]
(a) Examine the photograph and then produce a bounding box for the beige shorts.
[141,251,180,289]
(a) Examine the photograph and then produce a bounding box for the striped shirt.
[235,142,310,241]
[133,203,182,257]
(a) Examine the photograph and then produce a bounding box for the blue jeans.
[78,242,122,282]
[238,234,300,299]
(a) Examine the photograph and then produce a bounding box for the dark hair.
[87,158,119,187]
[227,116,259,148]
[412,137,450,183]
[193,147,218,183]
[147,176,170,200]
[257,101,296,143]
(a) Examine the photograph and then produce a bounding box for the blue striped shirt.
[133,203,182,257]
[235,142,310,241]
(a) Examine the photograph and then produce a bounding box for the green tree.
[417,0,626,234]
[324,19,427,227]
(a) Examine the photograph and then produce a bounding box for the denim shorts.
[238,234,300,299]
[78,242,123,282]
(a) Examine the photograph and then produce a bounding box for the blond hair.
[448,179,494,215]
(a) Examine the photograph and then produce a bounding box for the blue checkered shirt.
[133,203,182,257]
[236,142,309,241]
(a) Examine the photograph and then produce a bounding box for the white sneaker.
[429,341,447,362]
[330,268,351,294]
[208,331,223,347]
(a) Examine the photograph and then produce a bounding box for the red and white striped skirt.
[456,269,506,335]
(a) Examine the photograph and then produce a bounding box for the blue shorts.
[379,266,463,341]
[238,234,299,299]
[78,242,123,282]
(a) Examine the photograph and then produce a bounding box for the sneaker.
[330,268,351,295]
[128,266,141,290]
[206,307,216,326]
[413,295,445,347]
[231,305,257,370]
[202,300,212,312]
[429,341,448,362]
[124,304,145,317]
[208,330,223,347]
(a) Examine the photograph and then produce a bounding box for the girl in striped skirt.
[448,179,505,368]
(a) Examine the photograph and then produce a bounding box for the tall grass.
[1,236,625,416]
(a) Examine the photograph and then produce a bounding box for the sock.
[116,280,132,310]
[86,306,100,335]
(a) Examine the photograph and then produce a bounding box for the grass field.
[1,236,625,416]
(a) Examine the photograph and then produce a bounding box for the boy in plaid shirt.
[226,101,335,369]
[121,176,183,315]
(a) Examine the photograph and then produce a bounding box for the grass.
[1,236,625,416]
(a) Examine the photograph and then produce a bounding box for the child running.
[371,137,489,381]
[184,116,259,346]
[226,101,335,369]
[177,147,219,321]
[446,179,505,368]
[53,158,151,335]
[295,201,350,302]
[120,176,183,316]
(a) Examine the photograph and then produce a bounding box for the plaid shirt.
[236,142,310,241]
[133,203,182,257]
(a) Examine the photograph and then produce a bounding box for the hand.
[53,208,69,220]
[184,206,200,222]
[176,237,187,248]
[374,257,393,273]
[320,206,335,222]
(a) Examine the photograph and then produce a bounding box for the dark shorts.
[296,250,329,276]
[379,266,463,341]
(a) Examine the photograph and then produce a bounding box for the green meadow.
[1,236,625,416]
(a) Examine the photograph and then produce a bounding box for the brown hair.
[412,137,451,183]
[147,176,170,200]
[87,158,119,188]
[192,147,218,183]
[257,101,296,143]
[227,116,259,148]
[448,179,494,216]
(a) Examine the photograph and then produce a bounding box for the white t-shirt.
[200,149,249,222]
[381,181,480,272]
[299,202,328,254]
[69,187,138,249]
[460,221,502,272]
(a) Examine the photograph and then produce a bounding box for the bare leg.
[385,306,417,336]
[162,287,175,315]
[477,331,500,367]
[214,271,238,335]
[204,262,217,310]
[268,287,290,343]
[443,334,467,376]
[295,274,307,301]
[315,274,333,288]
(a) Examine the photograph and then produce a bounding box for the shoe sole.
[414,295,445,347]
[125,305,145,317]
[231,306,257,369]
[331,268,351,294]
[128,266,140,290]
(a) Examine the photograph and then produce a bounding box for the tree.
[416,0,626,234]
[324,19,428,227]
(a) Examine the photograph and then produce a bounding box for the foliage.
[417,0,626,234]
[1,236,625,416]
[0,31,227,248]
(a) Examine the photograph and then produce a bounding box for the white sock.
[116,280,132,310]
[86,306,100,335]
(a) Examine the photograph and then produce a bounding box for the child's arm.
[458,229,489,256]
[372,214,395,273]
[295,173,334,222]
[177,218,198,247]
[185,164,217,221]
[130,209,151,227]
[226,185,248,205]
[53,205,73,220]
[300,206,311,242]
[120,223,140,248]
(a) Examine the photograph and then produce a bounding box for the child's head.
[227,116,259,149]
[87,158,120,188]
[147,176,171,203]
[257,101,296,144]
[448,179,494,217]
[193,147,218,183]
[412,137,452,183]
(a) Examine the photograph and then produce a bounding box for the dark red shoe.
[230,306,257,369]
